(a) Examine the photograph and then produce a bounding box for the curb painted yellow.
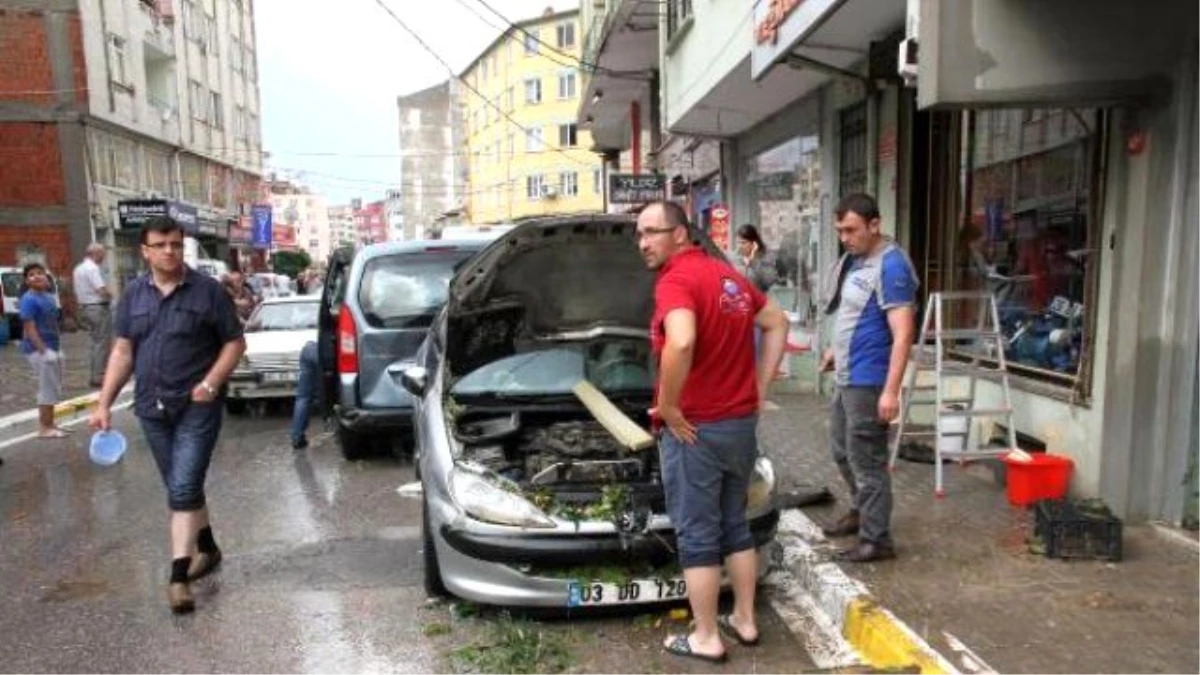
[843,598,949,674]
[52,393,100,419]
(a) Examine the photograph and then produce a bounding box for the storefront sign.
[710,204,731,251]
[750,0,839,79]
[754,171,796,201]
[609,173,666,204]
[116,199,198,234]
[251,204,273,250]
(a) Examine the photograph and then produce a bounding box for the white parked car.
[225,295,318,414]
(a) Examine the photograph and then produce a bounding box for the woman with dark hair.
[734,224,778,292]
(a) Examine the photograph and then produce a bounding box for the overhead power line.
[367,0,592,168]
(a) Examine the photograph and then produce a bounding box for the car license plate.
[262,371,296,383]
[567,577,687,607]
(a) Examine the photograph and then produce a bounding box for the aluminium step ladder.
[888,291,1018,497]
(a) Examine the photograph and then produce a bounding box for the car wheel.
[225,399,248,416]
[336,423,370,460]
[423,497,448,598]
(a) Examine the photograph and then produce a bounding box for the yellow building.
[459,8,603,223]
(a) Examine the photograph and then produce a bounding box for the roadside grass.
[448,612,574,674]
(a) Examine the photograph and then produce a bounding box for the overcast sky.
[254,0,577,204]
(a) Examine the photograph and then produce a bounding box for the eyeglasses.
[143,241,185,251]
[635,226,679,240]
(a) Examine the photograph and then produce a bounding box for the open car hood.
[444,215,669,377]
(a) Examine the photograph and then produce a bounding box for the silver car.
[401,214,780,609]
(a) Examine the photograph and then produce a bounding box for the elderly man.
[73,242,112,387]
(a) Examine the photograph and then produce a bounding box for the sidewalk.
[761,393,1199,674]
[0,331,96,419]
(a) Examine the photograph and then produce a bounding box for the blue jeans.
[290,341,320,443]
[139,401,223,511]
[658,415,759,568]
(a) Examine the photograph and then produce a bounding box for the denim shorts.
[139,400,223,511]
[659,415,759,568]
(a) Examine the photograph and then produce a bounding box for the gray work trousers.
[79,304,112,384]
[829,386,893,545]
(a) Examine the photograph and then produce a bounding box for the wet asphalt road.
[0,406,816,673]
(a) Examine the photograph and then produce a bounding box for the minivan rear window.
[357,249,476,328]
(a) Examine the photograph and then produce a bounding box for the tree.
[271,250,312,279]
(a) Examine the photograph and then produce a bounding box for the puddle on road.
[39,577,111,602]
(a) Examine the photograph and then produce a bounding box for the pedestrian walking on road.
[222,270,257,325]
[819,193,918,563]
[90,216,246,614]
[73,242,113,387]
[20,263,68,439]
[638,201,789,664]
[289,340,320,449]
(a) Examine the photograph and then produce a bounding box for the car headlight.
[450,463,555,529]
[746,457,776,514]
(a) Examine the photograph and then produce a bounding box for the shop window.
[945,108,1103,387]
[744,134,823,321]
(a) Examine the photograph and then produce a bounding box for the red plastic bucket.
[1001,453,1073,507]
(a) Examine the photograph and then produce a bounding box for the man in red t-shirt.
[639,201,789,663]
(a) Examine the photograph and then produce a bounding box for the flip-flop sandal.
[717,614,761,646]
[662,634,727,664]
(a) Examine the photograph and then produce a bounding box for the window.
[592,168,602,194]
[524,30,539,55]
[183,0,199,39]
[508,132,515,156]
[481,59,488,83]
[203,13,217,54]
[941,108,1104,386]
[189,80,206,121]
[666,0,694,41]
[108,35,129,87]
[556,23,576,49]
[524,77,542,104]
[558,70,576,99]
[525,127,544,152]
[526,174,544,200]
[492,96,500,123]
[245,47,256,81]
[506,86,514,110]
[209,91,223,129]
[560,171,578,197]
[231,36,243,72]
[248,113,259,144]
[357,251,478,328]
[558,123,577,147]
[234,105,247,140]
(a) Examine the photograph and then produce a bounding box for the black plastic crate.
[1034,498,1123,561]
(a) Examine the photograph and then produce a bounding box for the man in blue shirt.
[819,193,918,563]
[19,262,66,439]
[90,217,246,613]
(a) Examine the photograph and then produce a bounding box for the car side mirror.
[400,366,429,397]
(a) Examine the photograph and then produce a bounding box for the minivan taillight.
[336,309,358,374]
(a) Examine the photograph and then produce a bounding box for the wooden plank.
[572,380,656,452]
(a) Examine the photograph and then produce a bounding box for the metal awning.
[751,0,905,81]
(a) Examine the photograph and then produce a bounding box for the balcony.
[144,25,175,62]
[577,0,660,151]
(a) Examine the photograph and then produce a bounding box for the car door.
[318,247,354,415]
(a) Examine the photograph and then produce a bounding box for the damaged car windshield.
[451,339,653,396]
[358,250,476,328]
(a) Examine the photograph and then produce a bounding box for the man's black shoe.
[292,436,308,450]
[821,510,860,537]
[832,541,896,563]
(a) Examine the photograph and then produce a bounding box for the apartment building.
[459,7,602,223]
[0,0,263,298]
[396,80,464,239]
[267,178,330,261]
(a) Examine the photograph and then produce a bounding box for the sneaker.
[167,582,195,614]
[291,436,308,450]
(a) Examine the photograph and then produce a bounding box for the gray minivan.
[317,240,490,459]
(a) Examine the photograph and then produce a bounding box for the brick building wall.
[0,3,87,321]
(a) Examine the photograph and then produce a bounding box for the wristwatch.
[199,380,217,396]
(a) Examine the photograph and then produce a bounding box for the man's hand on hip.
[650,404,697,445]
